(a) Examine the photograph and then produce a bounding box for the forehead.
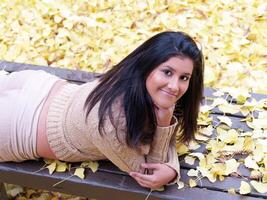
[157,56,194,73]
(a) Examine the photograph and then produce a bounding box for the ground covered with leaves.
[0,0,266,199]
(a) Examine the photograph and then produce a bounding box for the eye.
[162,69,172,76]
[180,75,190,81]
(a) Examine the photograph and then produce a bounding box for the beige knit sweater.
[46,79,180,182]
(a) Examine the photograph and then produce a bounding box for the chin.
[157,102,174,109]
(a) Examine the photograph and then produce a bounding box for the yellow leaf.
[217,128,238,144]
[264,156,267,169]
[253,144,264,162]
[217,116,232,127]
[236,94,248,104]
[218,104,240,114]
[263,173,267,183]
[211,98,228,107]
[189,152,205,160]
[43,158,54,164]
[211,163,226,177]
[187,169,199,177]
[54,15,62,23]
[176,143,189,155]
[197,111,212,126]
[239,181,251,194]
[184,156,196,165]
[55,160,68,172]
[195,133,210,141]
[199,125,213,136]
[219,175,225,181]
[223,87,251,103]
[213,90,224,97]
[46,162,56,175]
[74,168,85,179]
[80,161,99,173]
[244,156,259,170]
[250,181,267,193]
[7,185,24,198]
[225,159,240,175]
[151,186,164,192]
[206,140,225,154]
[188,140,201,150]
[177,181,185,189]
[200,104,214,112]
[228,188,236,194]
[243,137,255,152]
[252,119,267,129]
[189,179,197,188]
[0,43,8,55]
[222,137,244,153]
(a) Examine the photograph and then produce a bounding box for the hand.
[154,104,175,127]
[129,163,177,189]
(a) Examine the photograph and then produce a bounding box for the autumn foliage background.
[0,0,267,199]
[0,0,266,94]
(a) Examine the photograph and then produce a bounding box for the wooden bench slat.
[0,60,98,83]
[0,161,261,200]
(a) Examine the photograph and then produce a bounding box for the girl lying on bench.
[0,31,204,189]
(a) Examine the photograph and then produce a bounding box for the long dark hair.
[84,31,204,147]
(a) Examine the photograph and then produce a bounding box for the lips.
[160,89,178,98]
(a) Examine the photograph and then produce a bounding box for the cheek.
[146,72,162,93]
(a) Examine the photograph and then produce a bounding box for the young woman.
[0,31,204,189]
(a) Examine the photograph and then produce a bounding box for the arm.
[148,104,180,179]
[130,121,181,188]
[90,101,179,188]
[130,105,181,188]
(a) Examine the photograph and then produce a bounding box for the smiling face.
[146,56,194,109]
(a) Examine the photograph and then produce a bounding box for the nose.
[168,77,179,92]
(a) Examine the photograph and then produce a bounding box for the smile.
[160,89,178,98]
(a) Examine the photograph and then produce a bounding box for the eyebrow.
[163,65,192,76]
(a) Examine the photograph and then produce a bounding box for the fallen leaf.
[74,167,85,179]
[250,181,267,193]
[239,181,251,195]
[46,162,56,175]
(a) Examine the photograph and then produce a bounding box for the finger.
[134,176,161,190]
[141,163,160,170]
[130,172,153,182]
[130,173,153,188]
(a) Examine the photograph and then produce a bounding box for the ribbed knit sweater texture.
[46,79,180,182]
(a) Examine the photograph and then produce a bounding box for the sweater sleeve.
[89,101,146,173]
[91,122,147,173]
[146,117,180,184]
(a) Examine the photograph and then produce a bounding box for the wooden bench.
[0,60,266,200]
